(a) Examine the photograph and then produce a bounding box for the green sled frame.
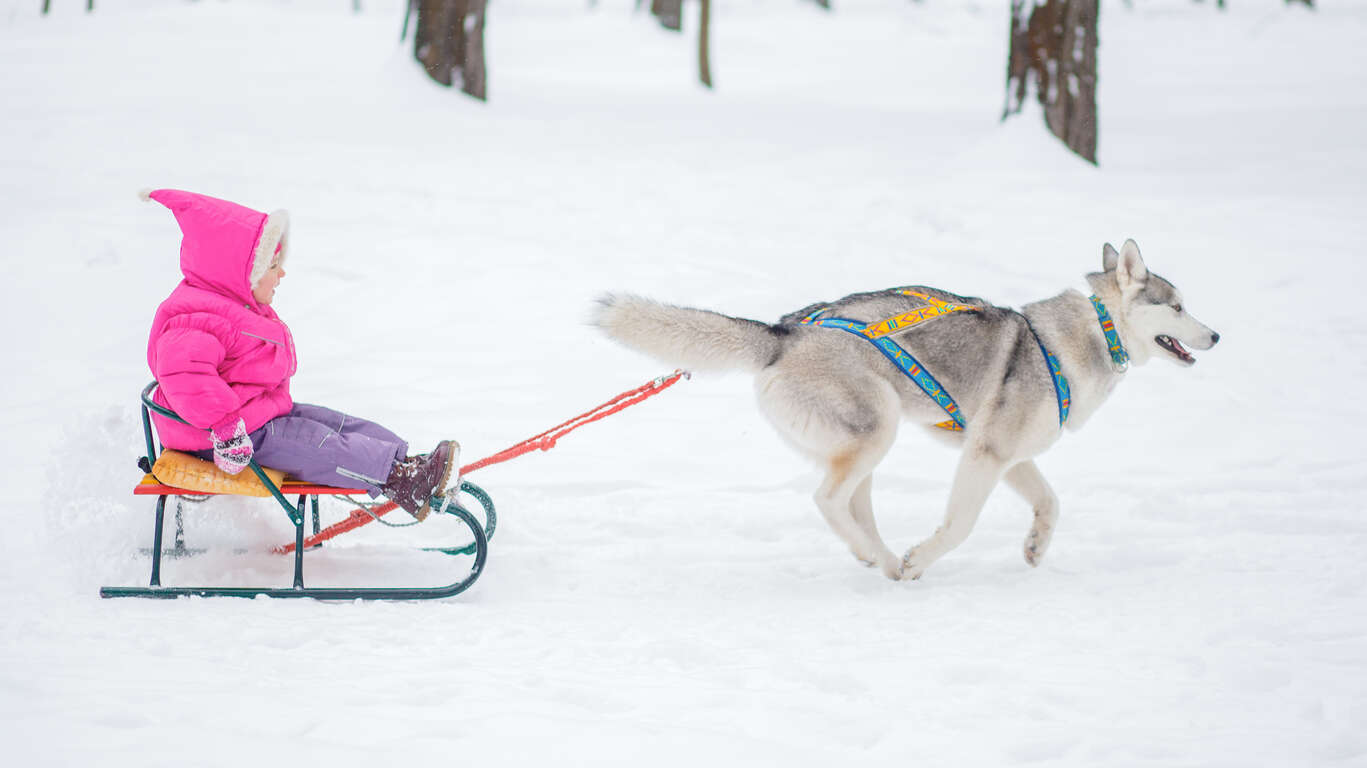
[100,382,493,601]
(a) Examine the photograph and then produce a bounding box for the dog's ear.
[1115,238,1149,293]
[1102,242,1119,272]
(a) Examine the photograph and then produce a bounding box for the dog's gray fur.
[594,240,1219,580]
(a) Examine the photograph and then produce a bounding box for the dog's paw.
[848,545,877,568]
[878,556,904,581]
[900,547,931,581]
[851,545,904,580]
[1023,526,1054,567]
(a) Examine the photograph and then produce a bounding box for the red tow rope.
[274,370,690,554]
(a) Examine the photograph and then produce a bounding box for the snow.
[2,0,1366,764]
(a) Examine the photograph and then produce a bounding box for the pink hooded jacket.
[145,189,296,451]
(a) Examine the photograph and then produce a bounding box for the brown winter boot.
[380,440,459,521]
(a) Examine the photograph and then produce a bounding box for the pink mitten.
[210,417,253,475]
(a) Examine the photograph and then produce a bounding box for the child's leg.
[289,403,408,448]
[251,407,407,495]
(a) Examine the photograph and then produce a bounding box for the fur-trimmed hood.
[142,188,288,307]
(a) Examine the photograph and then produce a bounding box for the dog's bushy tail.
[593,293,782,374]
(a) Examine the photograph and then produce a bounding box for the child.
[142,188,456,520]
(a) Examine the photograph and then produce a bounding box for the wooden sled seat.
[135,449,367,497]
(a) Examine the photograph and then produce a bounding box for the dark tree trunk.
[652,0,683,32]
[463,0,488,100]
[415,0,457,86]
[699,0,712,88]
[1004,0,1099,164]
[414,0,488,100]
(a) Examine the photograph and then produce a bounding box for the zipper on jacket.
[242,331,283,347]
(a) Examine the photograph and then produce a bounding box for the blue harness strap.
[802,309,968,431]
[801,293,1073,432]
[1022,317,1071,427]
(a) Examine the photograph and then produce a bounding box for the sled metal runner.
[101,382,493,601]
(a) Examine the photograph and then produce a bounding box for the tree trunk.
[652,0,683,32]
[414,0,488,101]
[415,0,456,86]
[463,0,488,100]
[1004,0,1099,164]
[699,0,712,88]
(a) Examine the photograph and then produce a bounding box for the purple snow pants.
[195,403,407,496]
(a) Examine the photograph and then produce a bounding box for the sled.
[100,382,493,601]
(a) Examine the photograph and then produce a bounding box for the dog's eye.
[1172,303,1183,313]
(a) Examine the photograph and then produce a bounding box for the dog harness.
[801,290,1071,432]
[1088,295,1130,372]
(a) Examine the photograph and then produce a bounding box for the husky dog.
[594,240,1220,580]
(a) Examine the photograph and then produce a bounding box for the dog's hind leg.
[816,445,901,580]
[1003,460,1059,567]
[850,474,899,576]
[756,369,902,577]
[850,474,880,556]
[901,442,1009,580]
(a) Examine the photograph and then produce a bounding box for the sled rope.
[274,370,690,554]
[461,369,691,474]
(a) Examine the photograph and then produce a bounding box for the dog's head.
[1088,239,1220,368]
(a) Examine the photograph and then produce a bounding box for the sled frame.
[100,382,491,601]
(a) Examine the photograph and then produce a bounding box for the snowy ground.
[2,0,1366,765]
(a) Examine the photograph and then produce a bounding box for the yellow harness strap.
[803,290,979,432]
[887,290,976,431]
[890,291,978,431]
[860,290,979,340]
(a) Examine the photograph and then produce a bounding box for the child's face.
[253,259,285,305]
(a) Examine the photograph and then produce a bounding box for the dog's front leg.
[1004,460,1059,567]
[901,446,1008,580]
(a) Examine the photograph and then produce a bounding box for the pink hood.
[144,189,297,450]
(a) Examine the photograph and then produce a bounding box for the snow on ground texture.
[1,0,1365,765]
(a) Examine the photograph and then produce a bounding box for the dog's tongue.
[1165,336,1194,362]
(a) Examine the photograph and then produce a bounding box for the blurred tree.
[413,0,487,100]
[649,0,713,88]
[699,0,712,88]
[652,0,683,31]
[41,0,94,12]
[1004,0,1099,164]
